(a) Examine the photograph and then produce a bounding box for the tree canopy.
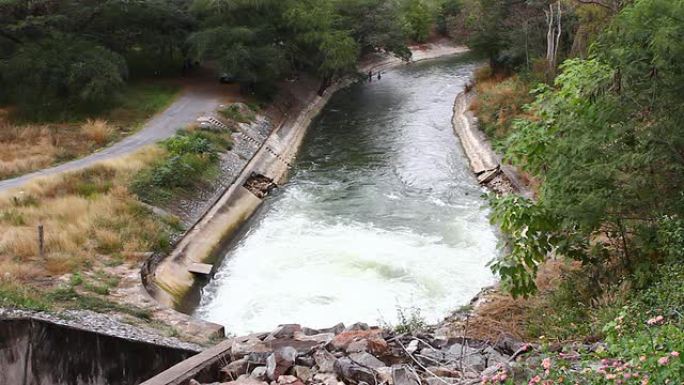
[487,0,684,297]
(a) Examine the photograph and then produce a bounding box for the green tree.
[3,36,127,114]
[490,0,684,296]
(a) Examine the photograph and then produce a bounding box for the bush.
[131,130,229,203]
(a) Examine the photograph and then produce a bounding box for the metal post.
[38,224,44,257]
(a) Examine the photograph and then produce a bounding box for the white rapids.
[195,55,499,335]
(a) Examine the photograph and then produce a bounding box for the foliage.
[0,0,194,111]
[402,0,433,43]
[131,129,231,203]
[488,0,684,297]
[3,36,127,114]
[503,263,684,384]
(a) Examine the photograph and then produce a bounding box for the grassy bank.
[0,118,234,311]
[0,82,180,180]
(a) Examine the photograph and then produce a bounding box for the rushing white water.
[195,55,499,335]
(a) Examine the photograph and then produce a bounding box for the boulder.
[482,347,509,368]
[346,323,370,331]
[293,366,313,382]
[233,339,272,359]
[425,367,460,378]
[268,325,303,340]
[313,350,338,373]
[334,357,376,385]
[296,355,315,368]
[349,352,385,369]
[267,338,320,354]
[248,352,272,366]
[220,358,250,381]
[493,334,524,355]
[391,367,419,385]
[251,367,268,381]
[266,347,297,381]
[376,367,393,385]
[405,340,419,355]
[319,323,346,335]
[331,330,388,355]
[221,378,269,385]
[277,375,305,385]
[313,373,338,385]
[424,377,457,385]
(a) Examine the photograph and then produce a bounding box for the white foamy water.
[195,55,499,335]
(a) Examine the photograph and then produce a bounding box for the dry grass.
[0,147,178,282]
[470,68,534,141]
[0,82,180,181]
[81,119,114,145]
[0,116,117,179]
[462,260,578,341]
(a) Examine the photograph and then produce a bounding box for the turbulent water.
[195,55,499,334]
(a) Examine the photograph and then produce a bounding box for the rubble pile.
[188,323,533,385]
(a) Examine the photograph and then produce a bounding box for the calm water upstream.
[195,55,499,334]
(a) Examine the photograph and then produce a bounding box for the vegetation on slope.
[459,0,683,383]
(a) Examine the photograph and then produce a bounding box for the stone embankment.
[143,322,537,385]
[451,90,532,198]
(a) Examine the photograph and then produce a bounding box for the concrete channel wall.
[0,318,197,385]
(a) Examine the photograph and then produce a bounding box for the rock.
[319,323,346,335]
[483,347,509,368]
[293,366,313,382]
[346,340,370,353]
[425,377,457,385]
[391,367,419,385]
[270,324,303,340]
[301,327,321,336]
[331,330,381,351]
[248,352,273,365]
[493,334,524,355]
[313,373,338,385]
[221,378,269,385]
[349,352,385,369]
[295,332,336,345]
[267,347,297,381]
[313,350,338,372]
[251,367,268,381]
[425,367,460,378]
[430,338,449,350]
[233,339,272,359]
[296,355,315,368]
[267,338,321,354]
[346,323,370,331]
[277,375,304,385]
[481,362,511,379]
[221,358,250,381]
[334,357,376,385]
[376,367,393,385]
[406,340,419,355]
[189,380,201,385]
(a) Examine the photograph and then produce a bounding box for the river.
[195,55,499,335]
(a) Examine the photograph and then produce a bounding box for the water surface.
[196,55,499,334]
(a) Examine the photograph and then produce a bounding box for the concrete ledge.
[139,339,233,385]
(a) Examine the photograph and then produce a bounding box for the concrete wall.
[0,318,197,385]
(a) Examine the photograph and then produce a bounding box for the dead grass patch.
[463,260,579,341]
[470,68,534,141]
[0,147,178,283]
